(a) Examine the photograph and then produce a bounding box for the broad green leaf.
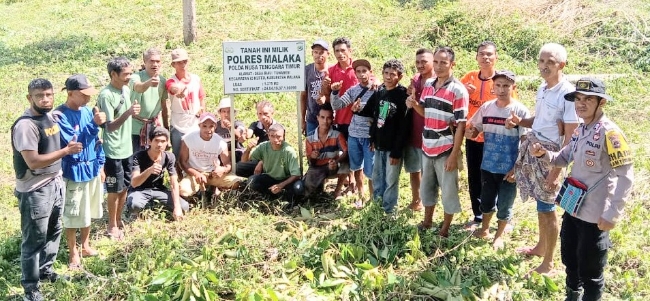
[300,207,312,219]
[319,278,347,288]
[420,271,437,284]
[150,269,177,286]
[205,271,219,284]
[355,262,374,270]
[543,275,559,292]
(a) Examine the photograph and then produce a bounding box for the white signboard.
[223,40,306,94]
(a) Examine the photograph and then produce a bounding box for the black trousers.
[465,139,484,221]
[561,213,611,301]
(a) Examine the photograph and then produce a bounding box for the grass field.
[1,0,649,300]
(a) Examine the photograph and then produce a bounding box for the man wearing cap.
[507,43,579,275]
[246,123,304,200]
[165,48,206,160]
[13,78,83,301]
[97,57,141,240]
[178,113,244,199]
[301,39,330,136]
[465,70,530,249]
[127,126,187,220]
[129,48,169,152]
[330,58,375,206]
[55,74,106,269]
[215,97,247,163]
[529,78,633,301]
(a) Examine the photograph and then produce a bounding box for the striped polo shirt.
[305,126,348,167]
[419,76,469,157]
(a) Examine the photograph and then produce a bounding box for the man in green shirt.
[243,124,304,200]
[129,48,169,152]
[97,57,140,240]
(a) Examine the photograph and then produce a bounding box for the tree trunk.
[183,0,197,46]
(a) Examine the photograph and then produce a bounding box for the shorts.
[348,136,374,178]
[179,173,244,197]
[537,200,556,213]
[420,153,461,214]
[62,176,104,228]
[403,146,422,173]
[104,156,132,193]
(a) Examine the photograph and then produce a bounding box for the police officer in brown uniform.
[530,77,634,301]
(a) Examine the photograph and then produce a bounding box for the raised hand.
[505,111,520,129]
[331,80,343,91]
[464,76,476,94]
[529,142,546,157]
[66,135,83,155]
[92,106,106,126]
[130,99,141,116]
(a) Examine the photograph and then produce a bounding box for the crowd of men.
[12,38,634,301]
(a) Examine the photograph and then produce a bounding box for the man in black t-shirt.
[126,127,188,221]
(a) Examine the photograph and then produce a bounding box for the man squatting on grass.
[303,104,348,196]
[353,59,410,215]
[12,79,83,301]
[407,46,469,238]
[508,43,579,275]
[56,74,107,269]
[465,70,530,249]
[530,78,633,301]
[330,58,375,208]
[243,123,305,200]
[96,57,140,240]
[127,126,188,220]
[460,41,518,228]
[178,112,244,199]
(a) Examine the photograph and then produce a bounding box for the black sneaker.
[39,272,70,283]
[24,290,44,301]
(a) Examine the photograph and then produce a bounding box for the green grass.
[1,0,649,300]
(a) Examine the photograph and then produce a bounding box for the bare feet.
[68,252,81,271]
[439,230,449,238]
[516,246,544,257]
[106,227,124,241]
[81,247,99,257]
[464,220,481,231]
[473,229,489,239]
[408,200,423,211]
[492,237,505,250]
[533,262,555,275]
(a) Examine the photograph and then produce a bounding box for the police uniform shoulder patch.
[605,130,632,168]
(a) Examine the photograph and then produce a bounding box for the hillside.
[0,0,649,300]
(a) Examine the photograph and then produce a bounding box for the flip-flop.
[353,200,364,209]
[105,230,124,241]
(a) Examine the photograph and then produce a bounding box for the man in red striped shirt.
[407,46,468,238]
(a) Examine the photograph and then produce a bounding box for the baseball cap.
[564,77,613,101]
[217,97,232,110]
[199,112,218,124]
[171,48,189,62]
[311,40,329,51]
[492,70,516,82]
[64,74,98,96]
[352,59,372,70]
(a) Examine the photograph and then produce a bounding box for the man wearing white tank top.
[165,48,206,160]
[178,113,243,199]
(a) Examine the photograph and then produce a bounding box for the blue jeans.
[16,177,64,293]
[372,150,403,214]
[348,136,374,178]
[305,120,318,136]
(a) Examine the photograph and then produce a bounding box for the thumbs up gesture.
[505,111,520,129]
[130,99,141,116]
[352,98,362,112]
[92,106,106,126]
[529,142,547,157]
[465,124,479,139]
[66,135,83,155]
[150,158,163,175]
[211,159,225,178]
[406,94,417,109]
[331,80,343,91]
